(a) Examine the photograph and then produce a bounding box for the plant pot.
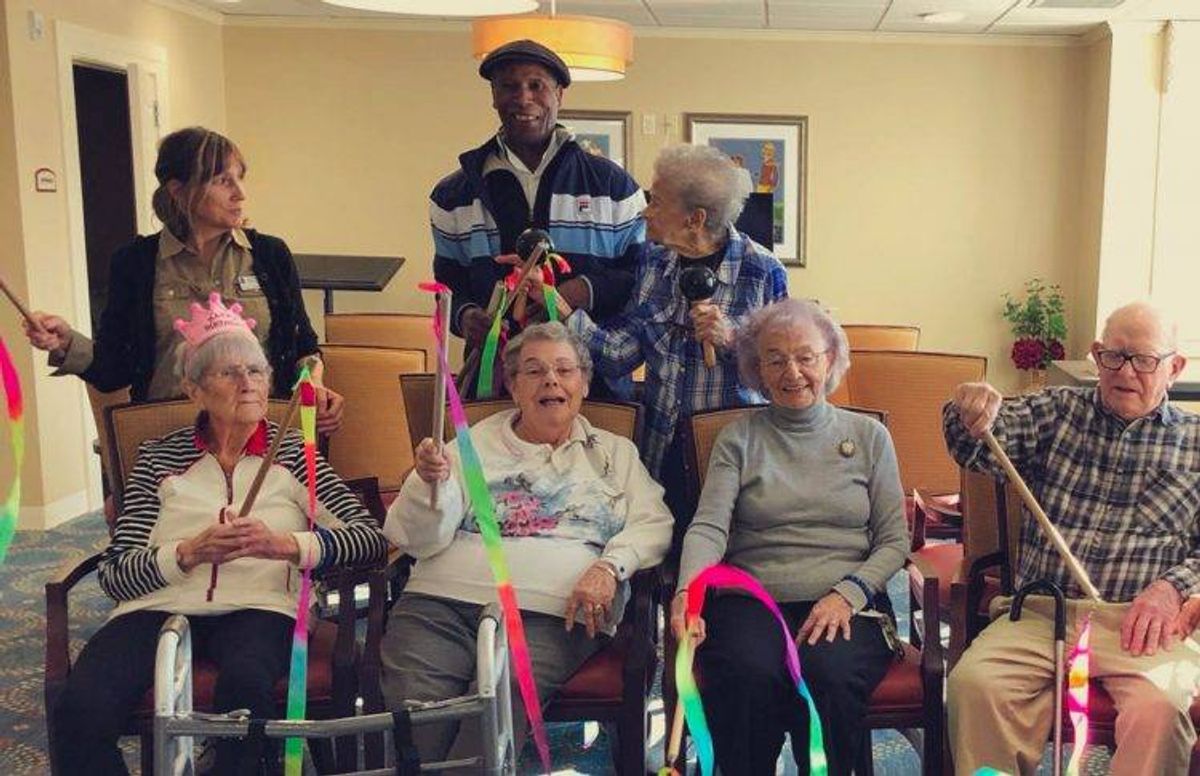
[1021,368,1047,393]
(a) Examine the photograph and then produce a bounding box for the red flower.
[1011,337,1046,370]
[1046,339,1065,361]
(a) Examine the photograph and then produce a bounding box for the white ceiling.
[184,0,1200,36]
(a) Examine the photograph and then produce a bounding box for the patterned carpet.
[0,514,1111,774]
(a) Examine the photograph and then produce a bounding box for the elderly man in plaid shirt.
[944,301,1200,775]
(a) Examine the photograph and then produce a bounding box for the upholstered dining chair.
[842,324,921,351]
[325,313,442,370]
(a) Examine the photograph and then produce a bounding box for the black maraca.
[512,228,554,322]
[679,264,719,367]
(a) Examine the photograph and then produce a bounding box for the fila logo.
[577,196,591,213]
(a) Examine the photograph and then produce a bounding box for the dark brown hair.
[151,127,247,239]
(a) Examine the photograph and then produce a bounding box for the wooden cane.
[982,429,1103,601]
[0,275,42,331]
[430,290,451,508]
[236,357,316,517]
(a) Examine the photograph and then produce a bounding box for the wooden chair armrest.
[45,553,103,692]
[622,567,661,692]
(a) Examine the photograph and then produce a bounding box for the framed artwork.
[559,110,633,170]
[685,113,808,267]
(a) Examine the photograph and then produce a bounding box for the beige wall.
[2,0,225,527]
[225,25,1099,392]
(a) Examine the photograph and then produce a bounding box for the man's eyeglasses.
[1095,349,1174,374]
[517,362,581,381]
[762,351,827,372]
[209,364,270,384]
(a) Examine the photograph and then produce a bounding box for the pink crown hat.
[173,292,257,360]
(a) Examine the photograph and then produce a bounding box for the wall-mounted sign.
[34,167,56,192]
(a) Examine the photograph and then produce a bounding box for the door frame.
[55,22,168,509]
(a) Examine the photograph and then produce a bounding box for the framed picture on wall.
[685,113,808,267]
[559,110,633,171]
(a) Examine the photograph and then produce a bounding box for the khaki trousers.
[948,596,1200,776]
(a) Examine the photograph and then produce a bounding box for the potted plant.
[1003,279,1067,390]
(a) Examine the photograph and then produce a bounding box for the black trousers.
[52,608,293,775]
[696,592,894,776]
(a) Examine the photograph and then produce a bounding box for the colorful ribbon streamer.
[0,338,22,565]
[423,282,552,773]
[1066,612,1092,775]
[476,285,508,399]
[678,564,828,776]
[283,368,318,776]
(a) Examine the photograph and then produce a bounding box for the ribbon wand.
[236,356,316,516]
[430,289,451,507]
[0,275,43,333]
[982,430,1102,601]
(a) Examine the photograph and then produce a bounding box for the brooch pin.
[838,439,856,458]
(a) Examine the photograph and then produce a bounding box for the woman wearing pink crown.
[48,294,388,775]
[22,126,344,434]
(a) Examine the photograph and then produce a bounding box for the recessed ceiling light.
[321,0,538,15]
[918,10,967,24]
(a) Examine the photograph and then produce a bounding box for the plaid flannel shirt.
[943,386,1200,602]
[568,228,788,477]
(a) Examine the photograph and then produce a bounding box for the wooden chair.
[843,324,921,351]
[47,398,384,774]
[949,471,1200,770]
[377,375,658,773]
[325,313,440,368]
[673,404,945,775]
[321,344,427,493]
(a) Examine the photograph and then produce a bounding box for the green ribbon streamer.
[476,287,507,399]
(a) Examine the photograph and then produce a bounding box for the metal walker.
[153,605,516,775]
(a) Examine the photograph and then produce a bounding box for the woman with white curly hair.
[670,298,909,776]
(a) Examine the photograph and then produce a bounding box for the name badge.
[236,274,261,293]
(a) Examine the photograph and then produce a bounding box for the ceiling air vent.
[1027,0,1125,8]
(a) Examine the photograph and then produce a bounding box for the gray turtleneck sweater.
[677,401,909,611]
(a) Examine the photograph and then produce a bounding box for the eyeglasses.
[517,362,581,381]
[208,364,270,384]
[1095,349,1175,374]
[762,351,827,372]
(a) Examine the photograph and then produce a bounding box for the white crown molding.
[220,13,1081,46]
[146,0,226,26]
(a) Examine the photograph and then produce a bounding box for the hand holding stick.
[679,265,719,368]
[982,429,1103,601]
[0,276,43,332]
[430,290,451,508]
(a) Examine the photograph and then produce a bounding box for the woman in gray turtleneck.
[671,298,909,776]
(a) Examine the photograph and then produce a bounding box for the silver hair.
[502,321,593,383]
[735,298,851,396]
[653,144,752,238]
[175,332,270,385]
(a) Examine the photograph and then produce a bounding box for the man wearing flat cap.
[430,39,645,395]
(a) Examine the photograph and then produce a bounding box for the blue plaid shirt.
[568,228,788,477]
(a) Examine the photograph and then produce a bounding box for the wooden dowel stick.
[0,276,41,331]
[665,697,685,769]
[430,290,451,508]
[237,357,317,517]
[982,429,1103,601]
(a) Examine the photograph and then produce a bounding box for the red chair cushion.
[866,643,924,715]
[132,617,339,715]
[556,632,629,703]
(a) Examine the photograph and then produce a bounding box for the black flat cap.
[479,39,571,87]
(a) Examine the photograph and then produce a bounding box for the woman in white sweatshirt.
[380,321,673,766]
[51,295,387,776]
